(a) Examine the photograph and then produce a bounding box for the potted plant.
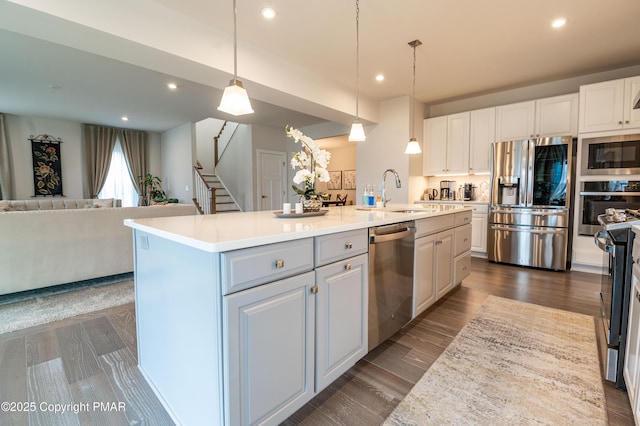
[138,173,165,206]
[286,125,331,212]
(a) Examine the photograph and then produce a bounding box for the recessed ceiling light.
[261,7,276,19]
[167,82,178,90]
[551,17,567,28]
[375,74,385,82]
[121,116,129,122]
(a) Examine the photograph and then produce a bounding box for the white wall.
[4,113,163,200]
[195,118,224,174]
[428,64,640,117]
[161,122,195,203]
[356,96,411,205]
[4,114,83,199]
[216,123,253,211]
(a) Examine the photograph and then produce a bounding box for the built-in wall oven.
[578,180,640,236]
[582,134,640,176]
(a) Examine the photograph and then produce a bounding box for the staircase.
[192,120,242,214]
[202,174,240,213]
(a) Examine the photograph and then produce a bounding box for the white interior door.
[257,150,286,211]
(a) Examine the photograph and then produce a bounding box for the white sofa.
[0,201,196,295]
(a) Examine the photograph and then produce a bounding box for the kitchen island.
[124,204,472,425]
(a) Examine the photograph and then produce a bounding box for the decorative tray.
[274,210,329,218]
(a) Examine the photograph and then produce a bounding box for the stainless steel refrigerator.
[487,136,574,271]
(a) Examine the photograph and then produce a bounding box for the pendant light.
[348,0,366,141]
[405,39,422,154]
[218,0,254,116]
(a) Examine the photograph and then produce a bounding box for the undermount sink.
[355,207,438,213]
[389,208,438,213]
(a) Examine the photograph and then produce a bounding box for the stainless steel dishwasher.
[368,221,415,351]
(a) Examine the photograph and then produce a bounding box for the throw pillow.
[92,198,114,208]
[0,200,8,212]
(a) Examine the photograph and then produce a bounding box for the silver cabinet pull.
[275,259,285,269]
[345,242,353,249]
[345,263,352,270]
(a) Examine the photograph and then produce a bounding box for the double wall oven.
[578,134,640,236]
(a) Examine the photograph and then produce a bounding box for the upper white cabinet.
[496,94,578,141]
[579,76,640,133]
[469,107,496,174]
[495,100,535,141]
[424,112,470,175]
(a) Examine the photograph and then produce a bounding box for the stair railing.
[193,167,216,214]
[214,121,239,167]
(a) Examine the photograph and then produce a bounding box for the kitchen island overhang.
[124,204,472,425]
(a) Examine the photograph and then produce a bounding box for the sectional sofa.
[0,199,196,295]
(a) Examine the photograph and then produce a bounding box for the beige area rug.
[384,296,607,425]
[0,280,134,334]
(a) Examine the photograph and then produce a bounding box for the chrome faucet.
[381,168,401,207]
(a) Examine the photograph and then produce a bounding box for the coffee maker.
[440,180,456,200]
[463,183,476,201]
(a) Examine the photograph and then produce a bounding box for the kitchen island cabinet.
[412,210,472,318]
[125,205,471,425]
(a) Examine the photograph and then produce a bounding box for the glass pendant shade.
[349,121,366,141]
[404,137,422,154]
[218,79,254,116]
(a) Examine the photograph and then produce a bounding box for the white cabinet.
[225,272,316,426]
[413,232,437,316]
[423,112,470,175]
[315,253,368,391]
[624,268,640,420]
[496,100,535,141]
[496,94,578,141]
[579,76,640,133]
[412,211,471,318]
[469,108,496,174]
[470,204,489,256]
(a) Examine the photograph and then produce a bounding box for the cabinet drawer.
[455,210,472,227]
[454,224,472,256]
[315,229,368,267]
[221,238,314,294]
[415,215,455,238]
[454,251,472,284]
[471,204,489,214]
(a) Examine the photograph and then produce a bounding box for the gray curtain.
[120,129,148,196]
[82,124,117,198]
[0,114,13,200]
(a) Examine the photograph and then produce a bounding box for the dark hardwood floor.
[0,258,634,425]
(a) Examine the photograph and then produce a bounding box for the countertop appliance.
[368,221,415,351]
[595,211,638,388]
[487,136,575,271]
[439,180,456,200]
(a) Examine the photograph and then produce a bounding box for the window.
[98,138,139,207]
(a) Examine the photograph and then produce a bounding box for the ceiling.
[1,0,640,134]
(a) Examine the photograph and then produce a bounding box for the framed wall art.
[343,169,356,190]
[30,134,64,196]
[328,170,342,190]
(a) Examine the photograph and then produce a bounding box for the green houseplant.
[138,173,165,205]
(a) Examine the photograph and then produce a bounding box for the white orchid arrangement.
[286,125,331,197]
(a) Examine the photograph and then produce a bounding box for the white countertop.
[124,204,472,253]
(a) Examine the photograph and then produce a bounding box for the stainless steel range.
[595,209,640,388]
